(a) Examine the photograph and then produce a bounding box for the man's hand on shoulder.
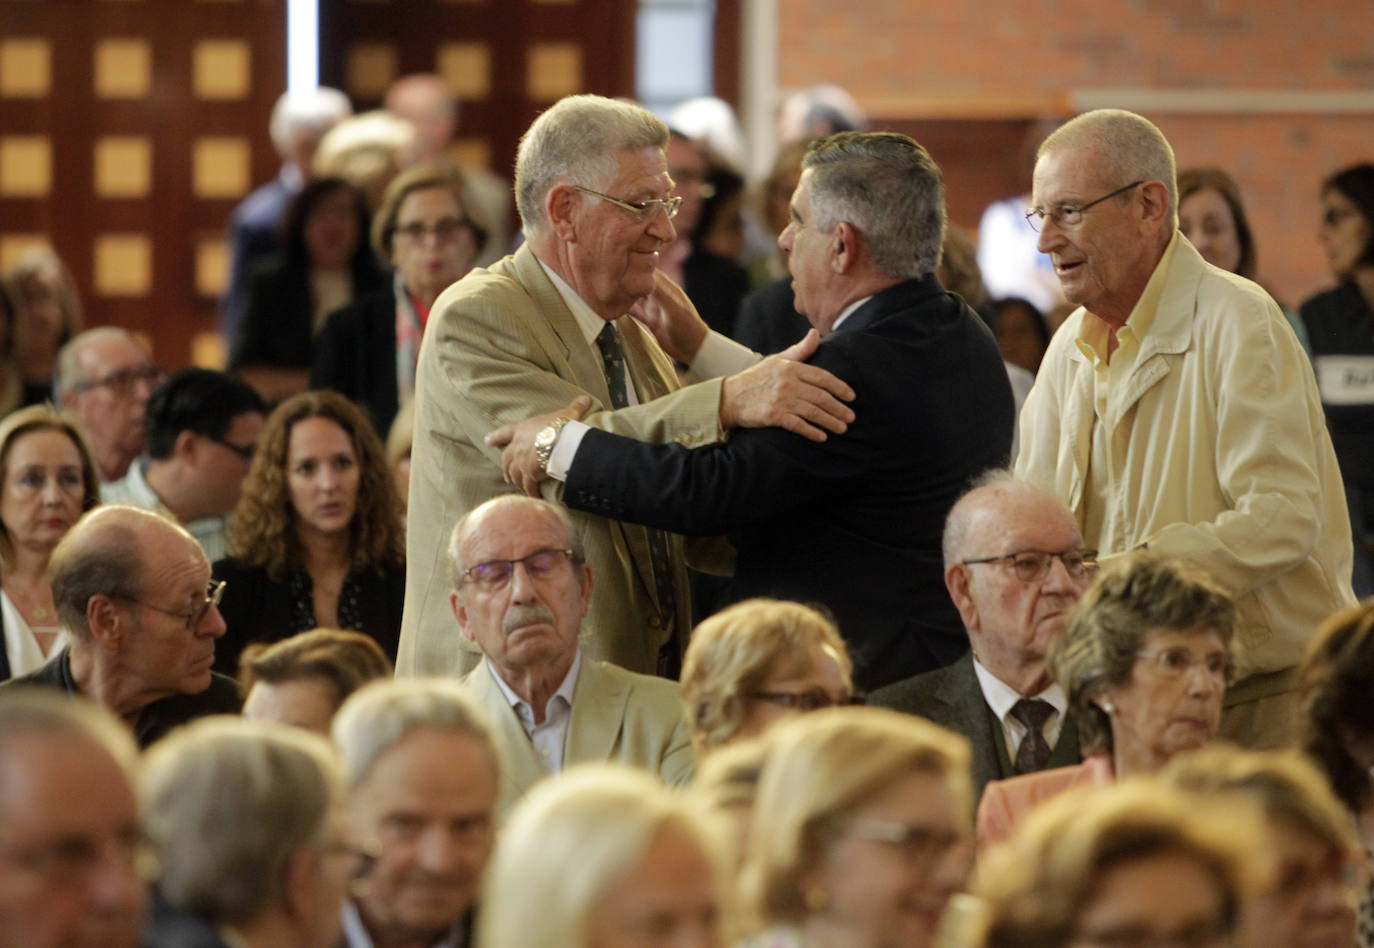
[719,329,856,442]
[485,396,593,496]
[629,270,709,364]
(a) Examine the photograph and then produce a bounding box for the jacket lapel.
[464,663,546,802]
[509,246,615,408]
[564,659,630,766]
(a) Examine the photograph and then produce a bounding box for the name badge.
[1315,355,1374,406]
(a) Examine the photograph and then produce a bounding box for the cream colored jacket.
[1016,235,1354,677]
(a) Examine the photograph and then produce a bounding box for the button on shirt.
[971,656,1067,761]
[488,649,582,774]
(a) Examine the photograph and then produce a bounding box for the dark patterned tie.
[594,323,677,649]
[1010,698,1055,774]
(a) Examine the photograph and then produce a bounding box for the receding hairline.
[451,495,576,570]
[945,477,1077,564]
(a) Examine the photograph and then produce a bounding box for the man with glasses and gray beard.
[400,93,856,683]
[0,506,239,746]
[870,474,1093,801]
[450,495,693,815]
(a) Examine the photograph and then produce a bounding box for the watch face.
[536,426,557,448]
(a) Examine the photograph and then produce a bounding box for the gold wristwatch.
[534,417,572,473]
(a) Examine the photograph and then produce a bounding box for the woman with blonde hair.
[1162,745,1360,948]
[740,707,973,948]
[0,404,100,679]
[480,764,726,948]
[682,598,854,755]
[975,780,1263,948]
[214,390,404,674]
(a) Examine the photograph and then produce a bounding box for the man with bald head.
[870,473,1093,799]
[1015,108,1354,747]
[0,690,146,948]
[1,505,239,746]
[450,494,693,814]
[55,328,161,483]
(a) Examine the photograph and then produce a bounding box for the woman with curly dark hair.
[212,390,404,673]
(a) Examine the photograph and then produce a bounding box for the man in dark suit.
[1,506,240,747]
[869,475,1094,799]
[495,132,1014,691]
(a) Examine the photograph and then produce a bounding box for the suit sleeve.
[563,347,868,535]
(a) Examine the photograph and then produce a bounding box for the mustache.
[503,605,555,635]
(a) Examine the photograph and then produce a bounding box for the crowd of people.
[1,76,1373,948]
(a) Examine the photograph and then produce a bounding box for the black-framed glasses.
[392,217,477,244]
[749,689,863,711]
[115,579,226,630]
[208,435,255,463]
[1025,180,1143,233]
[461,548,577,591]
[570,185,683,221]
[69,364,163,397]
[962,549,1099,583]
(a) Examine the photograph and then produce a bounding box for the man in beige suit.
[401,93,854,677]
[450,495,693,815]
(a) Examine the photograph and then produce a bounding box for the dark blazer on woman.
[229,255,387,374]
[310,284,401,434]
[211,556,405,675]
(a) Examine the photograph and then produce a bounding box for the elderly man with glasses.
[400,93,856,682]
[1013,109,1354,749]
[449,494,693,815]
[870,473,1094,801]
[54,327,162,484]
[0,505,239,747]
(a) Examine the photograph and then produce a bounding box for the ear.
[173,430,198,463]
[577,562,594,618]
[85,594,126,652]
[945,564,979,632]
[451,590,476,644]
[546,184,580,242]
[1138,180,1171,232]
[281,847,318,927]
[830,221,862,275]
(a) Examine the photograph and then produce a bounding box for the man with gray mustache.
[448,495,694,814]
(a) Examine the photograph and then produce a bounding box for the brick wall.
[778,0,1374,307]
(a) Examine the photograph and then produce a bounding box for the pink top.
[976,753,1116,851]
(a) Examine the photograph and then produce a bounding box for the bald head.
[1038,108,1178,229]
[447,495,582,589]
[943,475,1078,568]
[50,506,198,639]
[385,74,456,163]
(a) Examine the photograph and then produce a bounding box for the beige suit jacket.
[398,245,726,677]
[459,656,695,816]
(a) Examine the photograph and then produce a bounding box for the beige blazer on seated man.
[458,655,695,816]
[400,245,728,679]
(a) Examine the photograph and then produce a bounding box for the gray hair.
[53,326,140,404]
[479,764,724,948]
[332,678,500,788]
[141,717,341,925]
[941,469,1016,568]
[514,95,669,235]
[802,131,946,280]
[447,495,585,591]
[1038,109,1178,228]
[1049,552,1235,756]
[268,87,353,159]
[49,506,187,639]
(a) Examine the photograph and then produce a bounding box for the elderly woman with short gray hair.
[977,552,1236,848]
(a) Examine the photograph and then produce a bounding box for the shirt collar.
[829,294,872,333]
[341,899,467,948]
[971,655,1067,721]
[1074,230,1181,365]
[487,649,582,724]
[534,254,612,348]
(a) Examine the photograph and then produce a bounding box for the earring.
[1101,701,1115,714]
[804,886,829,913]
